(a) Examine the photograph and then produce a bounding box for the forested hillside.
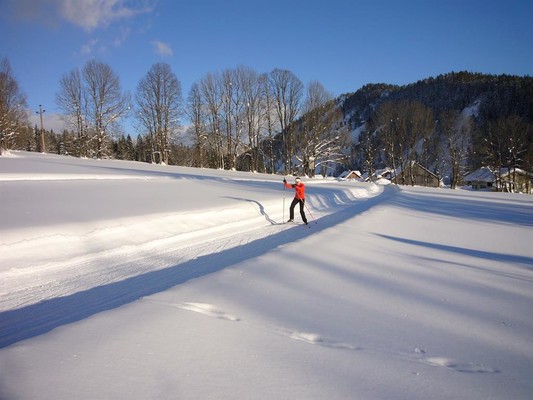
[339,71,533,187]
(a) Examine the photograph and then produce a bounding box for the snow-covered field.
[1,151,532,400]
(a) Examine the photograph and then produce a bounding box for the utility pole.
[36,104,46,153]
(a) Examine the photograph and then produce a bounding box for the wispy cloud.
[57,0,156,31]
[113,26,131,47]
[80,38,99,55]
[30,111,66,134]
[151,40,173,57]
[4,0,156,31]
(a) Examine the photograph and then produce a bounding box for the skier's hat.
[295,177,301,182]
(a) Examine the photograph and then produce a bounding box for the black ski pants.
[289,198,307,223]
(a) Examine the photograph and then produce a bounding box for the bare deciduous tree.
[269,68,303,174]
[186,82,207,168]
[373,101,400,179]
[258,72,278,174]
[297,81,348,177]
[200,72,224,169]
[359,126,379,181]
[221,68,245,170]
[56,69,89,157]
[0,57,28,151]
[83,60,130,159]
[136,62,182,164]
[235,65,263,172]
[484,115,530,192]
[439,110,471,188]
[375,100,435,185]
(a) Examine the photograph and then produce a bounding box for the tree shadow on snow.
[390,190,533,227]
[376,234,533,274]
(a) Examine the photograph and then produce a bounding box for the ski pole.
[282,177,286,224]
[304,201,316,224]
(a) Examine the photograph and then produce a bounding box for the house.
[359,168,393,183]
[464,167,532,193]
[373,167,393,181]
[500,168,532,194]
[390,161,440,187]
[463,167,495,190]
[338,170,363,181]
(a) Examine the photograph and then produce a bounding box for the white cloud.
[4,0,156,30]
[80,38,99,55]
[57,0,155,31]
[151,40,173,57]
[29,111,66,133]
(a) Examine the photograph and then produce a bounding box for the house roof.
[338,170,362,179]
[390,161,439,180]
[500,167,531,177]
[464,167,495,182]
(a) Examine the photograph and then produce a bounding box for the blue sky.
[1,0,532,134]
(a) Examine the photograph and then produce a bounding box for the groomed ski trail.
[0,180,392,348]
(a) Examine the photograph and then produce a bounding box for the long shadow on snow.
[390,189,533,227]
[377,234,533,272]
[0,186,396,349]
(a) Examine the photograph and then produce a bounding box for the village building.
[338,170,363,181]
[465,167,532,193]
[390,161,440,187]
[463,167,495,190]
[500,168,532,194]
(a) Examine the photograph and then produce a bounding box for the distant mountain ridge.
[334,71,533,176]
[340,71,532,133]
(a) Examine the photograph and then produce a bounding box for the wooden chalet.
[463,167,495,190]
[338,170,363,181]
[390,161,440,187]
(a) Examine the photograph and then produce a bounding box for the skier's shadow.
[223,196,280,225]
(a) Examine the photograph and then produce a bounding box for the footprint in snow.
[421,356,499,373]
[289,331,359,351]
[145,299,240,322]
[176,302,240,321]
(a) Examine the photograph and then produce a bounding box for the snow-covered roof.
[338,170,362,179]
[464,167,495,182]
[374,167,393,177]
[500,167,531,177]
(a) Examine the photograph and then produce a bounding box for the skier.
[283,176,308,225]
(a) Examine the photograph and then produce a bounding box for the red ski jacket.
[284,181,305,200]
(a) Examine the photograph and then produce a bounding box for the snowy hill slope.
[1,152,532,400]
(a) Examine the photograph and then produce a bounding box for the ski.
[284,220,312,228]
